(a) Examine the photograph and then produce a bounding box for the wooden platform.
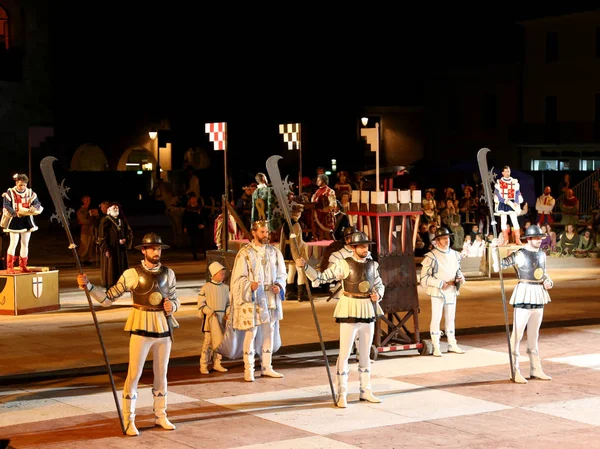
[0,269,59,315]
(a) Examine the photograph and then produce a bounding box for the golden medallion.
[534,268,543,280]
[358,281,371,293]
[149,292,163,306]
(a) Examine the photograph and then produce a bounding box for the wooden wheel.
[370,345,379,361]
[420,340,432,356]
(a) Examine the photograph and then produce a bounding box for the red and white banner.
[205,122,227,151]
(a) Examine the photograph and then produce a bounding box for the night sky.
[50,6,599,182]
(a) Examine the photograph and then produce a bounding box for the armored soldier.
[77,233,179,436]
[491,224,553,384]
[298,231,385,408]
[420,227,466,357]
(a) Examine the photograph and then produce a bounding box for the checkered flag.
[205,122,227,151]
[279,123,301,150]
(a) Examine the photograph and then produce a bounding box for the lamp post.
[149,130,159,180]
[360,118,380,192]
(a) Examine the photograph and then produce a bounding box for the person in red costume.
[1,173,43,273]
[311,173,337,240]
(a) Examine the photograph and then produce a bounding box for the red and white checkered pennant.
[205,122,227,151]
[279,123,301,150]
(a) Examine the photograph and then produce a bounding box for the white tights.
[286,262,306,285]
[500,214,520,231]
[337,322,374,375]
[123,334,172,398]
[510,307,544,363]
[430,297,457,336]
[8,232,31,257]
[243,321,274,355]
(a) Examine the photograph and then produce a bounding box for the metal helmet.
[434,227,453,239]
[134,232,170,250]
[348,231,374,246]
[524,224,546,238]
[342,226,358,241]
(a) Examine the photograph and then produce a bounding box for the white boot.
[336,373,348,408]
[153,391,176,430]
[359,368,381,403]
[511,350,528,384]
[431,332,442,357]
[213,353,228,372]
[122,397,139,436]
[261,350,284,378]
[200,348,211,374]
[528,349,552,380]
[447,332,465,354]
[243,350,255,382]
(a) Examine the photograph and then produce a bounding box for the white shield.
[32,276,43,298]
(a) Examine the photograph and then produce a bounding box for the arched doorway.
[71,144,108,171]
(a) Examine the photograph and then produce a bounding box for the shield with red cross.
[32,276,43,298]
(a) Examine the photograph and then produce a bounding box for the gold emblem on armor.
[534,268,543,280]
[358,281,371,293]
[149,292,163,305]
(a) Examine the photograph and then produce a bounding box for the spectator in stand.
[535,186,555,225]
[560,189,579,226]
[334,171,353,201]
[556,223,579,256]
[422,189,440,226]
[577,229,595,252]
[427,224,438,249]
[469,224,480,242]
[540,224,554,253]
[558,173,571,195]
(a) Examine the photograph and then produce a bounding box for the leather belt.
[343,291,371,298]
[133,304,165,311]
[518,279,544,284]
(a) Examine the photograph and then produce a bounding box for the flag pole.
[223,130,229,251]
[298,124,303,196]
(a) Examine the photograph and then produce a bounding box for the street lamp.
[149,130,159,180]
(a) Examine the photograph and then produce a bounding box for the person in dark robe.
[98,202,133,288]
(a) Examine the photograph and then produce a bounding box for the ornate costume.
[1,174,43,273]
[230,239,287,381]
[494,166,523,244]
[251,175,282,233]
[311,174,337,240]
